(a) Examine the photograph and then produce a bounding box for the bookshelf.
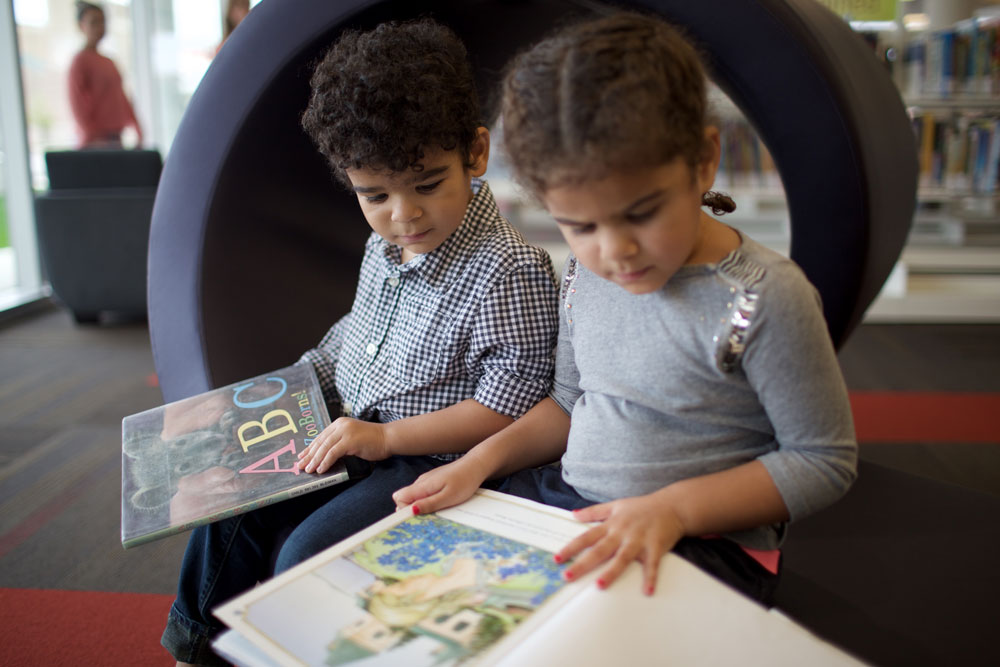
[874,7,1000,321]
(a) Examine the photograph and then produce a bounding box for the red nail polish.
[553,554,563,564]
[412,504,421,516]
[564,570,575,581]
[645,585,655,596]
[597,579,607,590]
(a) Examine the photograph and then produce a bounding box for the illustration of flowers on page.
[215,491,590,666]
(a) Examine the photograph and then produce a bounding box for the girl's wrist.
[460,443,500,485]
[652,484,693,537]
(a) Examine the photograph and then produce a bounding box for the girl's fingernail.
[596,578,607,590]
[412,505,421,516]
[553,554,563,564]
[564,570,575,581]
[645,585,655,596]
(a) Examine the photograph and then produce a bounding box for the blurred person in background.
[68,1,143,148]
[217,0,250,53]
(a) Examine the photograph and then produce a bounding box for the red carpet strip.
[850,392,1000,443]
[0,588,175,666]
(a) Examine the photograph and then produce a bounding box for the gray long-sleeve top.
[551,234,857,550]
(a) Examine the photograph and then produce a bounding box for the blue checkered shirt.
[298,179,558,457]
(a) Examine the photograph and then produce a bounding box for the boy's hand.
[297,417,389,473]
[556,493,685,596]
[392,456,488,515]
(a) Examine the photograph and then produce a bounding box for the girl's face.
[543,130,721,295]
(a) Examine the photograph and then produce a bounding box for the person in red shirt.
[68,2,143,149]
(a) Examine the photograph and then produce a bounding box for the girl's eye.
[416,179,444,194]
[363,194,387,204]
[568,224,596,235]
[626,207,658,223]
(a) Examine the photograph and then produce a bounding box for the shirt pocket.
[387,294,448,384]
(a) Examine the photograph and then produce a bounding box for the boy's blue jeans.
[160,454,443,666]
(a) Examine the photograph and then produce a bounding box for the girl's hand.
[297,417,389,473]
[557,493,685,596]
[391,456,488,514]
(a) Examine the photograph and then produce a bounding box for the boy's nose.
[391,199,421,223]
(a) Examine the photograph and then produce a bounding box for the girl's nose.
[602,230,639,261]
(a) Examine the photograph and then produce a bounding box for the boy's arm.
[465,259,560,421]
[298,397,512,473]
[391,397,571,512]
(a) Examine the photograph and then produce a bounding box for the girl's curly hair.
[302,19,482,186]
[500,12,734,214]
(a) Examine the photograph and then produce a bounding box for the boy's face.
[543,129,721,295]
[346,128,489,262]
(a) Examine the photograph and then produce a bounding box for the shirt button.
[387,276,400,287]
[343,402,353,415]
[365,343,377,356]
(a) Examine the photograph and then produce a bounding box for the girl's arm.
[297,397,514,472]
[390,397,570,512]
[560,460,789,595]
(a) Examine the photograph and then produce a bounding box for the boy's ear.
[467,126,490,177]
[698,125,722,192]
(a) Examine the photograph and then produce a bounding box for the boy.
[163,19,558,666]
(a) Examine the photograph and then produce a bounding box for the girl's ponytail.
[702,190,735,215]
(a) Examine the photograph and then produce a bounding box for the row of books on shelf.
[903,16,1000,99]
[912,110,1000,194]
[716,118,782,189]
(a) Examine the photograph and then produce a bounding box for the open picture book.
[121,364,367,549]
[213,490,864,667]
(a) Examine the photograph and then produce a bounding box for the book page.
[214,491,592,667]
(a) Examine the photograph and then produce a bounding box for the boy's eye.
[363,193,387,204]
[416,179,444,194]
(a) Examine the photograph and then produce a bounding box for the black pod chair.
[149,2,1000,665]
[148,0,915,399]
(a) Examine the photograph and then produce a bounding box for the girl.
[393,11,857,604]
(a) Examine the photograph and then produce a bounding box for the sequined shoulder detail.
[714,251,767,373]
[561,255,579,300]
[717,250,766,291]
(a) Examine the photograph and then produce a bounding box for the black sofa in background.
[146,1,999,665]
[35,149,162,323]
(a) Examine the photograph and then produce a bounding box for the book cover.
[121,364,359,549]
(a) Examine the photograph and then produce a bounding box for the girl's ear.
[467,126,491,177]
[697,126,721,192]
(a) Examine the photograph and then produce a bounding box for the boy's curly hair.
[302,19,482,186]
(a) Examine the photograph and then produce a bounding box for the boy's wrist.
[380,420,400,457]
